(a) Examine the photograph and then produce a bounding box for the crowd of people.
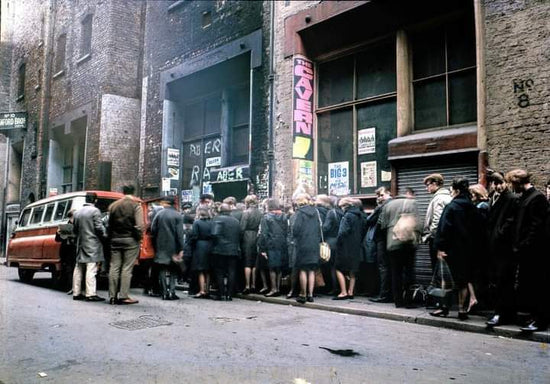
[62,168,550,333]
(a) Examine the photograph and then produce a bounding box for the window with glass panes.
[411,16,476,130]
[317,41,397,195]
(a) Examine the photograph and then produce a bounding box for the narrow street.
[0,266,548,384]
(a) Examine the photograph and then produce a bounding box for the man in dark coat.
[378,194,419,308]
[108,185,143,305]
[485,172,519,326]
[506,169,549,332]
[72,193,107,302]
[151,195,185,300]
[211,203,241,300]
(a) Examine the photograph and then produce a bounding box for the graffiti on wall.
[292,56,314,160]
[513,79,534,108]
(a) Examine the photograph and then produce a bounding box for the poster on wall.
[358,128,376,155]
[328,161,349,196]
[167,148,180,166]
[292,55,314,161]
[381,170,392,182]
[181,189,193,203]
[361,161,377,188]
[161,177,171,192]
[167,166,179,180]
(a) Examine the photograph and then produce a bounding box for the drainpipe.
[38,0,56,198]
[267,0,275,197]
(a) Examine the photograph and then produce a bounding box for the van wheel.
[18,269,35,283]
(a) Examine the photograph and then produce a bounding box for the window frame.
[79,14,93,59]
[411,18,477,131]
[315,40,397,196]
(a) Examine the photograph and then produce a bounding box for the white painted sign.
[162,178,171,192]
[361,161,377,188]
[205,156,221,167]
[358,127,376,155]
[328,161,349,196]
[167,148,180,167]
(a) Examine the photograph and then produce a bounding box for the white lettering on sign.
[205,157,221,167]
[216,167,244,182]
[191,165,200,182]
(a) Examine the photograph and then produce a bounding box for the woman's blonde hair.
[294,193,311,207]
[469,184,488,201]
[314,194,332,209]
[244,194,258,208]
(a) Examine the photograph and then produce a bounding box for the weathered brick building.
[0,0,145,254]
[1,0,549,262]
[139,0,269,202]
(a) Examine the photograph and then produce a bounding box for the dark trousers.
[518,254,549,325]
[158,263,179,296]
[493,258,518,319]
[377,240,392,300]
[428,238,437,272]
[388,248,415,307]
[213,254,238,298]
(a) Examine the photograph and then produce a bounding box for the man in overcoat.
[485,172,518,326]
[506,169,549,332]
[108,185,144,305]
[151,195,185,300]
[211,203,241,301]
[72,193,107,302]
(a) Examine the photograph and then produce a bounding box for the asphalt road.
[0,266,548,384]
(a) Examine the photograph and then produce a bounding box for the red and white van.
[6,191,157,283]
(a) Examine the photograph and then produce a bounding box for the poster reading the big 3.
[328,162,350,196]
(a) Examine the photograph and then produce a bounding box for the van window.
[54,200,69,221]
[44,204,55,222]
[19,209,32,227]
[96,198,118,214]
[31,206,45,224]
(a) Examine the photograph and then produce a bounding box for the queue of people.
[63,169,550,333]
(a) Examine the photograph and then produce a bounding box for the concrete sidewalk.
[236,292,550,344]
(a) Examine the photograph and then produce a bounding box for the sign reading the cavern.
[292,56,314,161]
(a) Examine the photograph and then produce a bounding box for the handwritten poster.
[328,161,349,196]
[361,161,377,188]
[358,128,376,155]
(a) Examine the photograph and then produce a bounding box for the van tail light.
[10,232,16,239]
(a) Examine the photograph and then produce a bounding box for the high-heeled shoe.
[467,299,478,313]
[429,308,449,317]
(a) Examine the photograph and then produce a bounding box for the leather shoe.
[369,296,392,303]
[73,294,86,301]
[119,298,139,305]
[486,315,501,327]
[332,295,349,300]
[85,295,105,302]
[520,321,547,332]
[306,296,314,303]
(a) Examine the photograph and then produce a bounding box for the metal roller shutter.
[396,161,478,285]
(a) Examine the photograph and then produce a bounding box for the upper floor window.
[80,15,93,57]
[411,16,476,130]
[55,34,67,74]
[17,63,26,99]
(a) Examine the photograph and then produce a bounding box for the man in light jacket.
[422,173,452,271]
[73,193,107,302]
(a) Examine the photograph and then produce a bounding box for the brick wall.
[99,94,141,191]
[484,0,550,187]
[271,1,319,200]
[141,0,266,198]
